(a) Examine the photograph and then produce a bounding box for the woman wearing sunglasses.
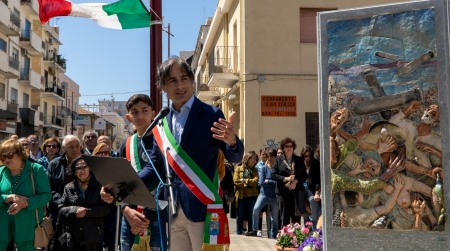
[271,137,308,228]
[0,139,51,251]
[55,156,110,251]
[37,137,61,173]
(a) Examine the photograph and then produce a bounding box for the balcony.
[20,0,39,17]
[0,52,19,78]
[0,99,17,120]
[19,107,36,125]
[43,23,62,45]
[20,29,44,56]
[1,56,20,78]
[43,53,67,73]
[0,2,20,36]
[0,101,18,120]
[197,90,221,103]
[42,84,65,101]
[207,46,239,88]
[43,115,64,130]
[19,68,44,90]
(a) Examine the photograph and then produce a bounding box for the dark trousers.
[236,196,257,234]
[277,193,300,228]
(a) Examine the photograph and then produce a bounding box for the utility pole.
[150,0,163,112]
[163,23,174,59]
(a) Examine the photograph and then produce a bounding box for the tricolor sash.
[126,134,151,250]
[126,134,142,172]
[152,118,230,251]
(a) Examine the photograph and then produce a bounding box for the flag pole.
[150,0,163,112]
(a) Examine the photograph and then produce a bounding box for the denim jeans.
[120,210,167,251]
[308,195,322,230]
[236,196,257,234]
[252,193,279,238]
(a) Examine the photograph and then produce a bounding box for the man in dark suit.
[141,57,244,251]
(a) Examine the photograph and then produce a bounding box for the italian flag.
[38,0,151,30]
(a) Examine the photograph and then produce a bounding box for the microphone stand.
[161,122,176,251]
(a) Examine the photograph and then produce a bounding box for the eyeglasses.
[0,152,16,161]
[21,143,29,146]
[75,164,89,171]
[30,139,38,143]
[46,145,58,149]
[96,151,110,156]
[284,144,294,148]
[85,136,97,140]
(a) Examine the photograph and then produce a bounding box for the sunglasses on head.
[0,152,16,161]
[75,164,89,171]
[96,151,109,156]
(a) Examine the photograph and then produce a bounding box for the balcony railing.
[56,54,66,70]
[208,46,238,76]
[6,101,18,114]
[10,12,20,27]
[19,107,35,125]
[19,68,29,80]
[45,85,65,98]
[9,56,19,71]
[20,29,30,41]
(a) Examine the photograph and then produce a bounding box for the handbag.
[31,168,54,248]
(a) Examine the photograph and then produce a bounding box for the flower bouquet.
[275,222,323,251]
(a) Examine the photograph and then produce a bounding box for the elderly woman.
[233,151,259,235]
[56,156,110,251]
[271,137,307,228]
[37,137,61,172]
[0,139,51,251]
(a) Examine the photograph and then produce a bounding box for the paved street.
[228,214,277,251]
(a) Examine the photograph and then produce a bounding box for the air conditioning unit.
[20,48,27,55]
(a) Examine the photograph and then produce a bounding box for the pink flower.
[305,221,313,227]
[302,227,310,234]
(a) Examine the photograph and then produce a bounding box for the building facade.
[0,0,81,141]
[192,0,409,152]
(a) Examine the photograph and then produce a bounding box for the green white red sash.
[126,134,142,172]
[126,134,151,249]
[152,117,230,250]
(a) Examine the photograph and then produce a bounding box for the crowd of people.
[220,139,322,239]
[0,57,245,251]
[0,57,321,251]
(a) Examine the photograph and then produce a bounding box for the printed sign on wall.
[261,96,296,116]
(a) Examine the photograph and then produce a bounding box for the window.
[12,47,19,61]
[0,83,5,99]
[0,38,6,52]
[10,88,18,103]
[305,112,319,148]
[300,8,335,43]
[23,93,29,108]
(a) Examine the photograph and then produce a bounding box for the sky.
[56,0,218,106]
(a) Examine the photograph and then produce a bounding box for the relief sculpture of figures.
[327,7,445,231]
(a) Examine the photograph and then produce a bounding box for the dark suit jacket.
[271,153,307,195]
[306,158,321,194]
[141,97,244,222]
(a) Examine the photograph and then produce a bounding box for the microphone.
[145,107,170,134]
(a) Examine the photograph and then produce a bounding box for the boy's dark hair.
[156,57,195,89]
[126,94,153,111]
